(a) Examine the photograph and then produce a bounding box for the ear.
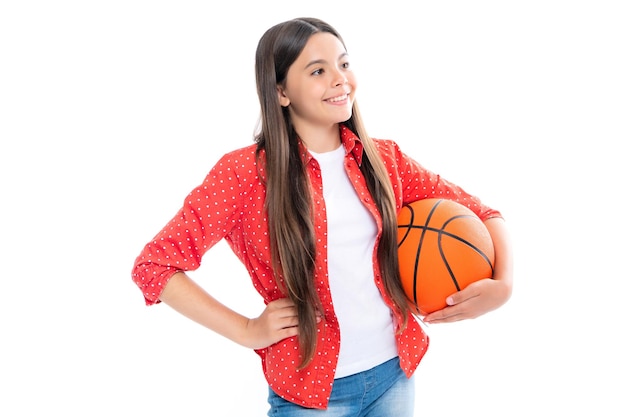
[276,85,290,107]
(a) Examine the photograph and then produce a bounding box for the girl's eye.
[342,62,350,69]
[311,68,324,76]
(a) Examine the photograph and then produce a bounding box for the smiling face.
[277,32,357,142]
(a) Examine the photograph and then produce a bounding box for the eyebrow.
[304,52,349,69]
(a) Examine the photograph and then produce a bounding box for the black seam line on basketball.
[401,204,421,304]
[411,200,442,308]
[437,214,494,291]
[438,233,461,291]
[397,204,416,247]
[401,224,494,270]
[400,220,495,271]
[439,214,495,272]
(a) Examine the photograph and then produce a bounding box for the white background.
[1,1,624,416]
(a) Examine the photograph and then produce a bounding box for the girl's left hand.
[422,277,511,324]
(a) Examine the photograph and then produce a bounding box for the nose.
[333,69,348,87]
[334,76,347,87]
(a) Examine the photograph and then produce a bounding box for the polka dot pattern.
[131,125,501,410]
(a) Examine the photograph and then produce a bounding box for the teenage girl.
[132,17,513,417]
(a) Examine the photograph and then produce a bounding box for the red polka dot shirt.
[132,125,502,409]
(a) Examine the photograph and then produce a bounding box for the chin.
[336,110,353,124]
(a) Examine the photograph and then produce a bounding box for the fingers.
[422,284,478,323]
[423,279,505,324]
[245,298,324,349]
[423,306,466,324]
[266,298,298,329]
[276,325,299,340]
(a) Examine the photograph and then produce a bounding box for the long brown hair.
[254,17,409,368]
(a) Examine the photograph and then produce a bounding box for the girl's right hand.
[243,298,300,349]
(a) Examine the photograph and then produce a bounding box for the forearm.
[484,216,514,301]
[159,272,250,346]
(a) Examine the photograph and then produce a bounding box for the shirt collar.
[340,124,364,165]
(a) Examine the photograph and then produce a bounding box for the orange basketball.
[397,198,495,315]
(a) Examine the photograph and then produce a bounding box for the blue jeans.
[267,357,415,417]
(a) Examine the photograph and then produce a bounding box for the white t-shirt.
[309,145,397,378]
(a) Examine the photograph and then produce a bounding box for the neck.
[298,124,341,153]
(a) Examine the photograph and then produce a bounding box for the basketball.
[397,198,495,315]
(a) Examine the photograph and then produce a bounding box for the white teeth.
[328,94,348,102]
